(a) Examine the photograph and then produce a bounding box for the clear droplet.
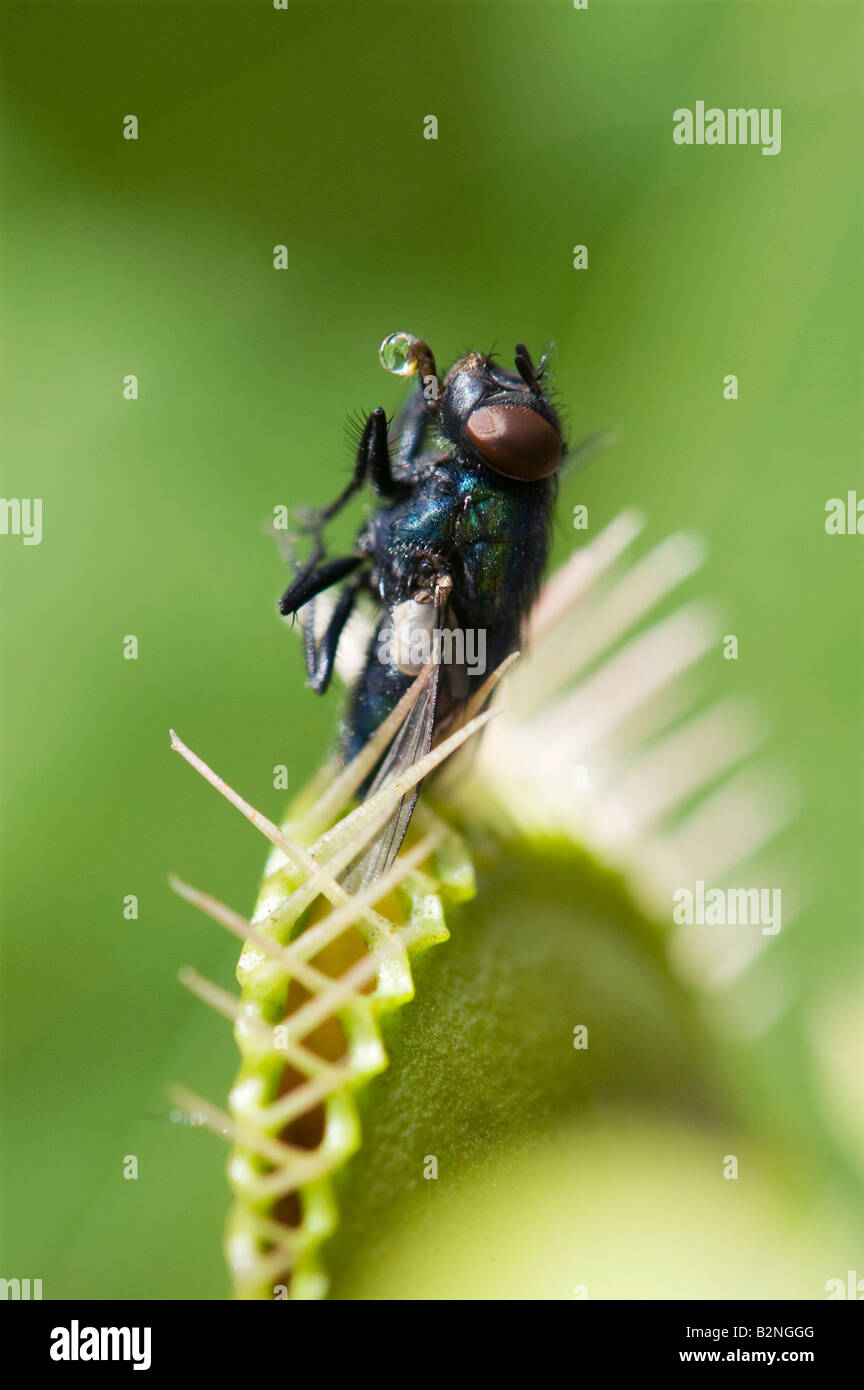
[379,331,422,376]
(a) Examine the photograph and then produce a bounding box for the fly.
[278,332,568,887]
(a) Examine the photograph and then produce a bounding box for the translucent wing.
[341,662,441,893]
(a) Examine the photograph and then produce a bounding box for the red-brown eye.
[465,404,561,480]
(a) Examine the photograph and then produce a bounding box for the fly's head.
[380,332,564,483]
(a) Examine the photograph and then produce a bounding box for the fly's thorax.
[370,482,453,589]
[454,484,513,545]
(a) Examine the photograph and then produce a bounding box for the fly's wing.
[341,661,441,894]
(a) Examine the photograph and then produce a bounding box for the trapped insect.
[278,332,567,883]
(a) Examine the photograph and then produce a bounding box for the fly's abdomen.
[343,628,412,768]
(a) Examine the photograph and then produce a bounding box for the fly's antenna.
[514,342,543,396]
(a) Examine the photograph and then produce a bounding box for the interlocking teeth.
[463,514,794,1032]
[169,667,479,1300]
[172,512,794,1299]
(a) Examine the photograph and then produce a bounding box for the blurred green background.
[0,0,861,1299]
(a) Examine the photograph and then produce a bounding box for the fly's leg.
[303,570,367,694]
[389,386,434,470]
[296,406,402,539]
[278,553,363,617]
[358,406,401,497]
[279,409,389,617]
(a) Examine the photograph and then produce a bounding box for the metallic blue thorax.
[370,455,554,632]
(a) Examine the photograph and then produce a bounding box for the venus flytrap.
[170,676,483,1299]
[172,512,798,1300]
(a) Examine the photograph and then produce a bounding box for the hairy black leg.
[296,407,400,542]
[278,553,362,616]
[304,571,365,694]
[362,406,399,496]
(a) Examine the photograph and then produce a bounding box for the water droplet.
[379,332,422,376]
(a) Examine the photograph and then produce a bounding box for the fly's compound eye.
[465,404,561,481]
